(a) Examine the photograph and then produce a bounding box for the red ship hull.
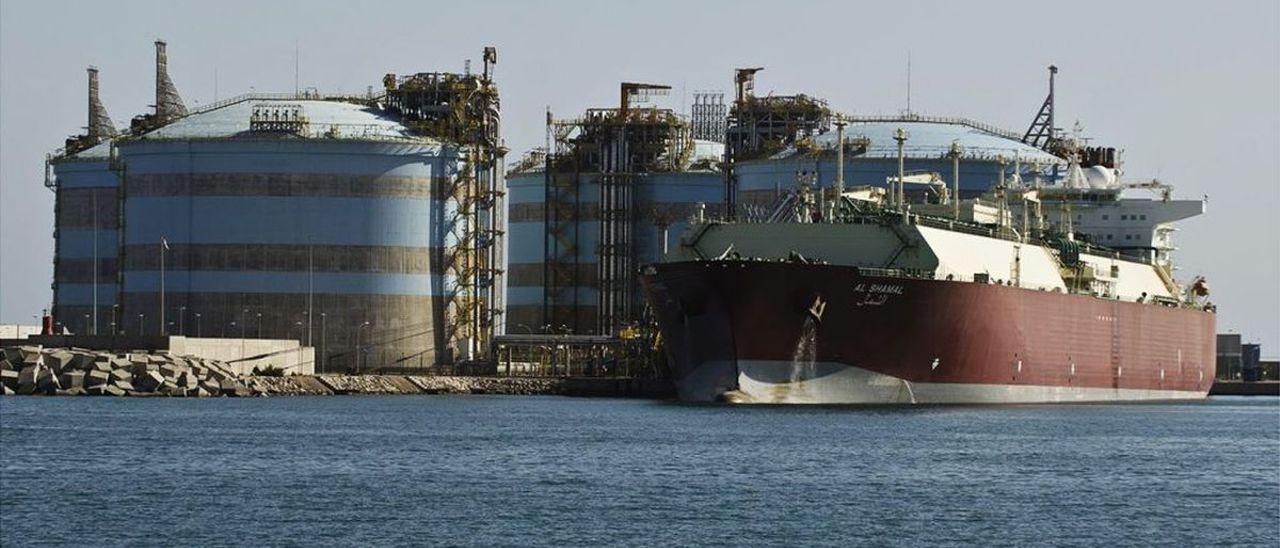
[642,261,1216,404]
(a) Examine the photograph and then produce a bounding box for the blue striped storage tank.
[54,98,467,371]
[505,167,721,334]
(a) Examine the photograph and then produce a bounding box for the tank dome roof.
[134,98,419,142]
[770,115,1065,165]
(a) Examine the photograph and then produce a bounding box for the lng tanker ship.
[641,139,1215,404]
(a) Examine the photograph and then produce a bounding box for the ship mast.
[893,127,908,209]
[833,118,846,222]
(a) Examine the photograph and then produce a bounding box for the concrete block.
[0,358,12,371]
[58,371,85,390]
[158,364,185,379]
[85,370,110,387]
[135,371,166,392]
[199,380,221,394]
[219,379,250,397]
[159,384,186,397]
[45,351,75,373]
[112,379,135,392]
[1,369,18,390]
[88,384,126,396]
[16,346,44,366]
[177,372,200,389]
[130,362,159,377]
[56,388,86,396]
[0,347,19,362]
[1,385,13,395]
[109,369,132,385]
[18,365,39,386]
[68,353,95,371]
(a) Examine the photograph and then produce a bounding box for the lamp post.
[320,312,327,373]
[195,313,202,338]
[294,321,304,373]
[111,304,119,335]
[256,312,263,339]
[356,321,370,373]
[137,314,144,336]
[179,306,186,336]
[83,313,90,335]
[159,236,167,336]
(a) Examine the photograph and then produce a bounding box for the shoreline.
[1,345,673,399]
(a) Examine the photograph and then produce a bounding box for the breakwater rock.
[1,345,252,397]
[1,347,674,399]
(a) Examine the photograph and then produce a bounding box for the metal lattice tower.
[63,67,118,155]
[544,83,692,335]
[724,67,831,219]
[383,47,504,363]
[87,67,118,140]
[154,41,188,120]
[544,112,583,332]
[1022,65,1057,150]
[129,40,189,135]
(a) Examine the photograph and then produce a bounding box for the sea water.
[1,395,1276,546]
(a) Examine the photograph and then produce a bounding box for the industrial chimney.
[154,40,187,120]
[86,66,118,140]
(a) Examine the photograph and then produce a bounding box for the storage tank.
[112,99,459,371]
[48,44,504,372]
[505,157,722,335]
[48,67,121,336]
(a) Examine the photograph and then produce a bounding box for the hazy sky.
[2,0,1277,351]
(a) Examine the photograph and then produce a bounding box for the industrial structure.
[46,41,504,372]
[504,66,1093,339]
[504,83,723,336]
[724,67,1069,221]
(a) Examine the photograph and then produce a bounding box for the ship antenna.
[905,51,912,115]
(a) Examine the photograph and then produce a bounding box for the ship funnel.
[86,67,118,140]
[154,40,187,120]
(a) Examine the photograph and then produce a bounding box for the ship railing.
[851,266,936,280]
[909,212,1157,266]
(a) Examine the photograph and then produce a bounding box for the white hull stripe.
[728,360,1208,404]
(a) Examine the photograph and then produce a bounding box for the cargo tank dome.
[733,115,1066,211]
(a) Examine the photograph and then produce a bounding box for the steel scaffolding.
[384,46,505,363]
[544,83,692,335]
[724,67,831,219]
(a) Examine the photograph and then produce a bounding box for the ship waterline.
[644,261,1216,404]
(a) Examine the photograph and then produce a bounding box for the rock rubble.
[0,345,251,397]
